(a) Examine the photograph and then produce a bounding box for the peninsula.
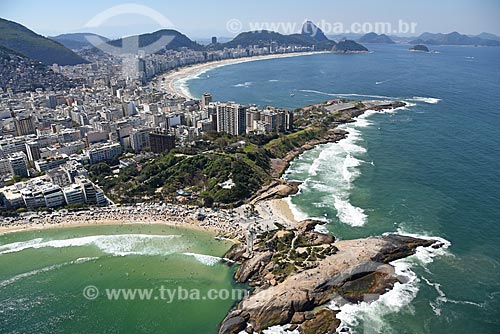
[219,221,443,334]
[0,93,437,334]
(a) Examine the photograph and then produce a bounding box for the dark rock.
[374,234,438,263]
[301,309,340,334]
[409,44,430,52]
[224,243,246,262]
[219,316,247,334]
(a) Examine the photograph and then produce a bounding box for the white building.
[86,142,122,164]
[42,184,65,208]
[63,184,86,205]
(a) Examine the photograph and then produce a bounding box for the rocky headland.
[219,220,444,334]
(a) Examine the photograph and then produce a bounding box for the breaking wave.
[0,257,99,288]
[0,234,184,257]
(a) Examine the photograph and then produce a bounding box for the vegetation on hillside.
[89,146,272,207]
[0,18,88,65]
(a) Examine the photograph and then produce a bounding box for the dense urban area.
[0,41,317,213]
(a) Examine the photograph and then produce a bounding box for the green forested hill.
[0,18,88,65]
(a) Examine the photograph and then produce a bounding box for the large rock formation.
[301,20,329,42]
[332,40,369,53]
[409,44,430,52]
[219,224,442,334]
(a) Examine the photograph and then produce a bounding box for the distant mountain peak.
[411,31,500,47]
[301,20,329,42]
[358,32,395,44]
[50,33,110,50]
[104,29,204,53]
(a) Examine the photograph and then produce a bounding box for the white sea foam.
[183,252,221,266]
[285,99,418,227]
[334,231,452,332]
[298,89,395,100]
[286,118,369,227]
[283,196,311,222]
[392,229,452,265]
[410,96,441,104]
[234,81,253,88]
[423,271,484,316]
[343,154,362,183]
[333,196,367,227]
[0,234,183,256]
[0,238,44,253]
[314,223,330,234]
[0,257,99,288]
[334,256,421,333]
[268,79,279,82]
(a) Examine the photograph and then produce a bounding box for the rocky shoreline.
[217,99,437,333]
[219,220,444,334]
[269,100,406,177]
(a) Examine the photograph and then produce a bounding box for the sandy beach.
[0,218,221,236]
[0,197,307,246]
[0,199,302,239]
[0,204,245,237]
[158,51,328,99]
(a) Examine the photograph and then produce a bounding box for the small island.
[332,40,369,53]
[409,44,430,52]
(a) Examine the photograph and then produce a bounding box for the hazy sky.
[1,0,499,39]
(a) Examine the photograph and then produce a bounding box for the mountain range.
[49,33,110,50]
[105,29,204,52]
[411,31,500,46]
[2,16,499,69]
[212,22,366,51]
[475,32,500,42]
[0,18,88,65]
[101,21,363,53]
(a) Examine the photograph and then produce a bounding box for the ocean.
[1,44,499,334]
[0,224,239,333]
[187,44,500,333]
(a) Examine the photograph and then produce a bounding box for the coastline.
[0,53,448,334]
[158,51,329,99]
[0,204,244,238]
[0,218,221,236]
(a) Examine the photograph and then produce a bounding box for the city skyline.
[1,0,500,39]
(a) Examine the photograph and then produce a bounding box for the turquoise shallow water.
[0,225,239,334]
[188,44,500,333]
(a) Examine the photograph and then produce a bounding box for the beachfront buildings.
[0,175,108,210]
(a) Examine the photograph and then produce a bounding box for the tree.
[215,137,228,152]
